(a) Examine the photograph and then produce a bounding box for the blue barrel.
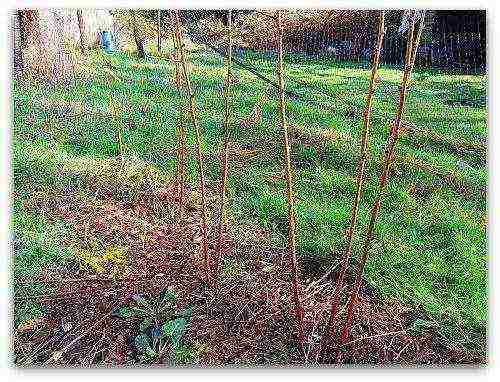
[100,30,114,53]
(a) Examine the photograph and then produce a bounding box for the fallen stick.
[341,329,407,349]
[44,308,115,365]
[14,273,172,286]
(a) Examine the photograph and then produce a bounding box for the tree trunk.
[76,9,86,54]
[17,10,75,83]
[130,10,145,59]
[13,11,24,72]
[157,10,161,52]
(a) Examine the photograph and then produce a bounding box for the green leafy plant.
[408,318,438,336]
[114,288,192,365]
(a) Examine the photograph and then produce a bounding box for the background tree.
[130,10,146,59]
[76,10,86,54]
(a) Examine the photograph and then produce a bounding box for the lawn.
[11,35,487,361]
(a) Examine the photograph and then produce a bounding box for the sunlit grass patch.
[11,41,487,357]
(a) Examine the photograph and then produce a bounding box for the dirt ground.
[12,184,486,367]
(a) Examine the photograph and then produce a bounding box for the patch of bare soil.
[13,185,485,367]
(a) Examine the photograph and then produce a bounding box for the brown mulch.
[12,185,486,367]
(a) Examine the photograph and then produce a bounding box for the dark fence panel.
[202,10,486,74]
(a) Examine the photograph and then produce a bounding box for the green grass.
[11,39,487,356]
[11,201,71,325]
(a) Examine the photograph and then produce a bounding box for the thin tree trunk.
[214,10,233,286]
[76,9,86,54]
[275,10,305,348]
[335,11,424,363]
[130,10,145,59]
[318,10,386,359]
[172,10,211,287]
[14,12,24,71]
[157,10,161,53]
[21,10,43,75]
[410,12,426,69]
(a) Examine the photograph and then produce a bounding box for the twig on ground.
[44,308,115,365]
